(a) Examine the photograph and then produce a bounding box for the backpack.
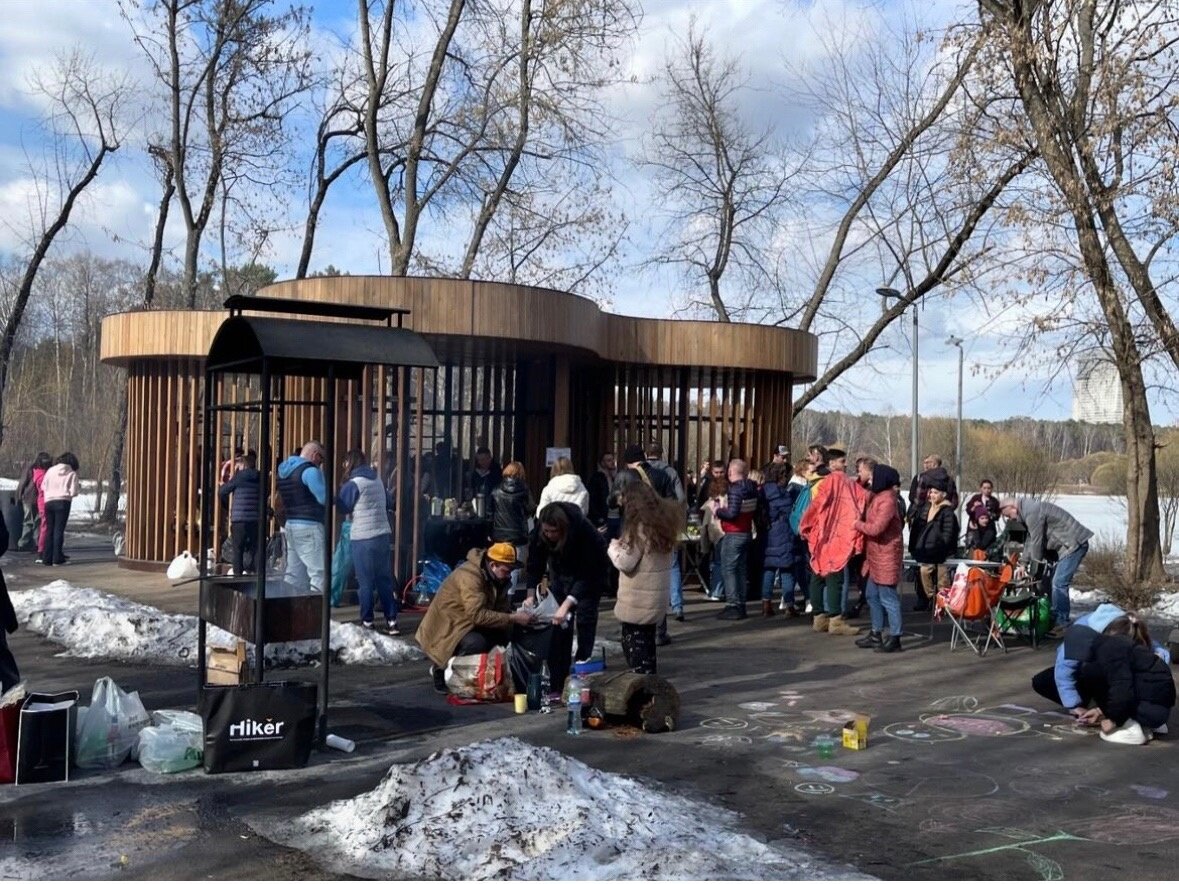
[789,483,813,534]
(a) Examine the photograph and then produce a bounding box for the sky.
[0,0,1170,427]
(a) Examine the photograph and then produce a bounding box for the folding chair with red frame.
[934,554,1009,656]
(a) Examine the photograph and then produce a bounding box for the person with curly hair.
[608,481,685,674]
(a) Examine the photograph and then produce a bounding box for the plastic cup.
[816,736,835,759]
[514,693,528,714]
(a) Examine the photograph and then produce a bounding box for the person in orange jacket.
[799,447,866,635]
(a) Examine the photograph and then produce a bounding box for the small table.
[679,535,708,590]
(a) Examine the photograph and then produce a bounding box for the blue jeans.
[1051,542,1088,625]
[761,565,802,604]
[284,520,326,593]
[352,535,398,624]
[670,557,683,612]
[720,532,750,609]
[708,536,725,598]
[866,578,902,637]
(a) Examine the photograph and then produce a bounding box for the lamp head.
[946,335,964,347]
[876,287,901,299]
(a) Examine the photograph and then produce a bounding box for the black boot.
[855,630,882,649]
[875,636,903,653]
[912,595,930,612]
[430,665,448,693]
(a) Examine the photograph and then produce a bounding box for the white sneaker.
[1100,719,1149,745]
[804,601,813,614]
[778,597,789,611]
[1154,723,1168,736]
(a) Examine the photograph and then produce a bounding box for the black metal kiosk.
[196,295,438,761]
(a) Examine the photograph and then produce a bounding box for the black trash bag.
[508,625,554,694]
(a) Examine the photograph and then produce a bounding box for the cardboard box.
[15,691,79,784]
[206,641,247,686]
[842,714,870,751]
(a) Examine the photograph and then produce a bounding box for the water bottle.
[539,663,552,714]
[566,674,583,735]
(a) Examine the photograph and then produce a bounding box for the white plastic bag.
[166,551,200,580]
[138,724,202,773]
[75,677,151,769]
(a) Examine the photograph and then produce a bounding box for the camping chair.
[934,554,1008,656]
[996,558,1055,649]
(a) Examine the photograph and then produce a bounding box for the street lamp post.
[878,287,919,483]
[946,335,964,499]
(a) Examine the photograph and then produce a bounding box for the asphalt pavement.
[2,533,1178,880]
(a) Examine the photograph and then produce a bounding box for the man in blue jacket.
[277,441,328,594]
[1032,602,1171,726]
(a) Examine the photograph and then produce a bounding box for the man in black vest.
[277,440,328,593]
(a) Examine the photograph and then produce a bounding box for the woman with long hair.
[537,455,590,515]
[609,481,684,674]
[336,449,400,634]
[1087,614,1176,745]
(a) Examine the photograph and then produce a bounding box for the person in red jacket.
[799,447,866,636]
[853,464,905,653]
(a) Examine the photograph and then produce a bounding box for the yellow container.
[842,714,870,750]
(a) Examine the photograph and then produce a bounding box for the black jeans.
[454,628,509,657]
[621,622,657,674]
[43,499,71,566]
[230,520,259,574]
[1032,663,1108,708]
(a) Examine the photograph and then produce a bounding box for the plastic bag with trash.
[138,711,203,774]
[75,677,151,769]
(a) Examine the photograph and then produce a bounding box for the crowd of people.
[211,435,1173,748]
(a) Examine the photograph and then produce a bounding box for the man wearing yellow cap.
[417,543,536,693]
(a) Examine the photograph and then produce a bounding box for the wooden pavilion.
[99,277,817,577]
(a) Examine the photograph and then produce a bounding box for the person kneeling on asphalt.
[1031,603,1174,745]
[416,543,536,694]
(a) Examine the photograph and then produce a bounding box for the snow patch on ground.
[260,737,868,880]
[11,581,422,667]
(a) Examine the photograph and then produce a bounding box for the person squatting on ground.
[16,452,51,553]
[759,462,804,618]
[799,447,865,636]
[277,441,328,593]
[608,482,683,674]
[41,453,79,567]
[417,543,535,693]
[1000,496,1093,635]
[853,464,905,653]
[525,501,611,685]
[908,476,958,611]
[1032,603,1174,745]
[0,516,19,693]
[709,459,759,621]
[337,449,400,635]
[218,451,260,576]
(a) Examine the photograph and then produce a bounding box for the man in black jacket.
[525,502,610,685]
[907,477,959,611]
[907,454,959,520]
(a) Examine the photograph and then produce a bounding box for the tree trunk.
[1119,368,1166,585]
[101,385,128,525]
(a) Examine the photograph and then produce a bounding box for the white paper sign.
[545,446,572,467]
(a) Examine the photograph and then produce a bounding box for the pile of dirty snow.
[11,582,421,667]
[262,737,865,880]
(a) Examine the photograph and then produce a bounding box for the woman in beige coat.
[609,482,684,674]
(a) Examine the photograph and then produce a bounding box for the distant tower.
[1072,357,1122,423]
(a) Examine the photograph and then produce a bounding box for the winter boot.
[875,635,903,653]
[762,600,776,618]
[855,630,882,649]
[827,615,862,636]
[812,613,830,632]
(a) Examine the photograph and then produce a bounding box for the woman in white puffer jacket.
[537,456,590,515]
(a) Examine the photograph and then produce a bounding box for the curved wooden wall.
[101,277,817,378]
[101,278,818,565]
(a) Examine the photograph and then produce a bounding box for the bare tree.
[639,21,798,321]
[976,0,1172,586]
[0,51,128,450]
[122,0,313,307]
[355,0,637,282]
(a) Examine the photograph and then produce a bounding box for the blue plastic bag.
[415,558,452,603]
